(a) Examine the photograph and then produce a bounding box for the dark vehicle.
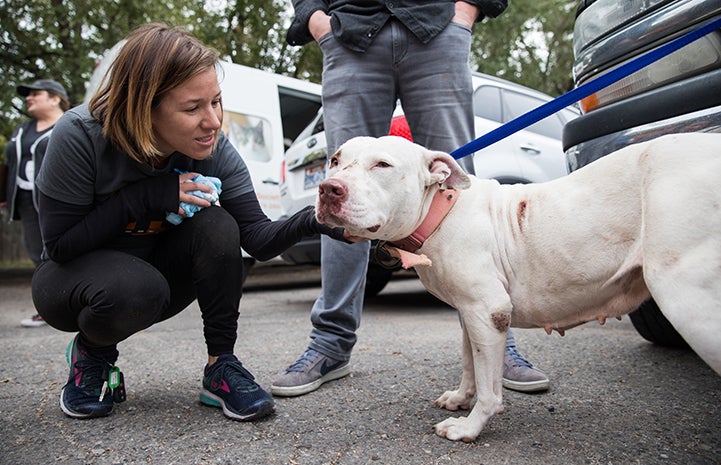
[563,0,721,346]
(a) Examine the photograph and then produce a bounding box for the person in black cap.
[2,78,70,327]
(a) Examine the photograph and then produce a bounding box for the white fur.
[316,133,721,442]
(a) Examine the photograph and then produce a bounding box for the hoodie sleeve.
[38,174,178,263]
[222,190,347,261]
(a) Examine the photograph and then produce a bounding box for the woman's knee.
[190,206,241,257]
[32,252,171,340]
[78,270,170,346]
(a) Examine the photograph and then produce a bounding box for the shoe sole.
[200,390,275,421]
[20,320,47,327]
[59,387,113,419]
[270,364,351,397]
[502,378,550,393]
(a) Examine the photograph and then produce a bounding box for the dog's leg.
[640,153,721,375]
[434,305,507,442]
[434,319,475,411]
[646,263,721,375]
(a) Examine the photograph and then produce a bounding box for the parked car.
[280,72,579,295]
[563,0,721,346]
[85,41,323,270]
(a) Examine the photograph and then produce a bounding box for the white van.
[216,64,321,222]
[85,42,323,263]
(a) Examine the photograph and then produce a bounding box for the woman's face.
[26,90,58,117]
[151,67,222,160]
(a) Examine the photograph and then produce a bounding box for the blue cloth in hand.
[166,174,222,225]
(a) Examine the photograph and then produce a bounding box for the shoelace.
[506,346,533,368]
[217,359,259,392]
[286,349,320,373]
[74,352,115,392]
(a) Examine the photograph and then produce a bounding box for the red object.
[389,116,413,141]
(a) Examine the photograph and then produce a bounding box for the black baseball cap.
[17,79,68,99]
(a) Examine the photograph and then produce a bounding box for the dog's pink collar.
[390,187,459,252]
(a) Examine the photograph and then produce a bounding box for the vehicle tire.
[628,299,688,348]
[365,263,394,297]
[241,258,255,286]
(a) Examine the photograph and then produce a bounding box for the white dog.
[315,133,721,442]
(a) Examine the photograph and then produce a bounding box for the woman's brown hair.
[88,23,220,164]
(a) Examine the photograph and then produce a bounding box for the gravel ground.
[1,266,719,465]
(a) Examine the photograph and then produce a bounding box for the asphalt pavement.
[1,264,719,465]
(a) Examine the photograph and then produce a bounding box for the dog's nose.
[318,178,348,202]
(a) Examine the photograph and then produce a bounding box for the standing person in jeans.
[271,0,550,397]
[3,79,69,327]
[31,23,351,421]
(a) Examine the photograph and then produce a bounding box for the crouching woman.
[31,23,348,421]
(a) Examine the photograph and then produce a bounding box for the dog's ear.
[426,150,472,190]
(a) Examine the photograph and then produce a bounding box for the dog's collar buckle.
[390,187,459,252]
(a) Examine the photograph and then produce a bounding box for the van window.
[278,87,322,148]
[294,111,324,143]
[223,111,272,162]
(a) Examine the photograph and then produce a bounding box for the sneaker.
[200,354,275,421]
[502,346,550,393]
[60,335,120,418]
[21,313,46,327]
[270,348,350,397]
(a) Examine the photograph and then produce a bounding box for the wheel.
[628,299,688,348]
[364,263,394,297]
[241,258,255,286]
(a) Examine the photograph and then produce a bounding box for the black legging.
[15,189,43,266]
[32,206,244,355]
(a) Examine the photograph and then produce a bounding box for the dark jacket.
[287,0,508,52]
[35,105,346,263]
[4,119,52,220]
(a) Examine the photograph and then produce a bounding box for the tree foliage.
[471,0,578,96]
[0,0,220,155]
[0,0,577,158]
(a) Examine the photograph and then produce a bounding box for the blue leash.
[451,16,721,160]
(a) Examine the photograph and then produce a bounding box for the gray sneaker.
[270,349,350,397]
[502,346,550,393]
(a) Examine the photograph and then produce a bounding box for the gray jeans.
[309,19,477,360]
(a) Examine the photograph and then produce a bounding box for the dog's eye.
[329,156,339,168]
[375,161,391,168]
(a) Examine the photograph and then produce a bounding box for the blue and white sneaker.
[200,354,275,421]
[60,335,121,418]
[270,348,350,397]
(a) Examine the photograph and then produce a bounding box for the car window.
[222,110,272,162]
[501,90,564,139]
[473,85,502,123]
[558,107,579,124]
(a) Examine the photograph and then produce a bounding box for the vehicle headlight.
[573,0,668,57]
[578,35,721,113]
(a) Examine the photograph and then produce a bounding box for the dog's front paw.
[434,416,481,442]
[434,390,472,411]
